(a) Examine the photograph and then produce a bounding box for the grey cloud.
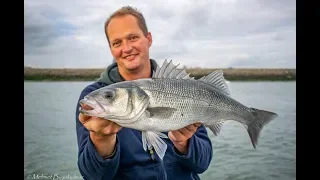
[24,0,296,68]
[171,0,296,41]
[150,40,189,61]
[273,34,284,41]
[24,4,76,54]
[228,56,262,68]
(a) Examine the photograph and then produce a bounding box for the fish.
[79,59,278,160]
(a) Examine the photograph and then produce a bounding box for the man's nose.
[122,42,133,53]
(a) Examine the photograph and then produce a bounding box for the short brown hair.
[104,6,149,44]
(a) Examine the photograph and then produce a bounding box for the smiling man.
[75,6,213,180]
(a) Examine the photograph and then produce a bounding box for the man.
[75,6,213,180]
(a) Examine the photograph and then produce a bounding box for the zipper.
[148,146,155,161]
[148,146,158,179]
[148,146,167,180]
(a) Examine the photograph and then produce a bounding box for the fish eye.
[104,91,114,99]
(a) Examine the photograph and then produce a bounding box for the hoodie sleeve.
[75,85,120,179]
[173,125,213,174]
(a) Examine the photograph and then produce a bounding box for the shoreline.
[24,67,296,81]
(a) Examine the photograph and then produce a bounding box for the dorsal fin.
[152,59,194,80]
[199,70,231,96]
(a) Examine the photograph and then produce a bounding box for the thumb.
[168,131,177,142]
[79,113,91,123]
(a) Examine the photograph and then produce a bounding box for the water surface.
[24,81,296,180]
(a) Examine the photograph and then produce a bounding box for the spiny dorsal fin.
[199,70,231,96]
[152,66,160,78]
[152,59,194,80]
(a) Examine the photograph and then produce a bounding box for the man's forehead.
[107,15,142,40]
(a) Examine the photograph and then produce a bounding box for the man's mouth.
[124,54,138,60]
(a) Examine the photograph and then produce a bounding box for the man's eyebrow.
[111,33,140,43]
[127,33,139,37]
[111,38,121,43]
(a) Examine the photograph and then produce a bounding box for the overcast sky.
[24,0,296,69]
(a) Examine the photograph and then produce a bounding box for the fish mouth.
[79,97,102,115]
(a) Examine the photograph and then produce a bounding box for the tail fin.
[248,108,278,148]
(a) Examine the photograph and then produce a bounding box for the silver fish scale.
[134,78,254,131]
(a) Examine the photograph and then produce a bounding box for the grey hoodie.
[96,59,158,85]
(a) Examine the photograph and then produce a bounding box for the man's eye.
[113,42,120,47]
[130,36,138,40]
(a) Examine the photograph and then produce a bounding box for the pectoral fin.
[145,107,176,119]
[142,131,168,160]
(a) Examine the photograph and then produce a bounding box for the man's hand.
[79,104,122,157]
[168,123,202,155]
[79,112,122,136]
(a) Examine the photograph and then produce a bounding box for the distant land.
[24,66,296,81]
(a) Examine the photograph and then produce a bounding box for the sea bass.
[79,60,278,160]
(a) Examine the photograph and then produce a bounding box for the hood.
[96,59,158,84]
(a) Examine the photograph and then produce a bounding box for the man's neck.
[119,62,152,81]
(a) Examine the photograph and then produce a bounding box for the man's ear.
[146,32,152,47]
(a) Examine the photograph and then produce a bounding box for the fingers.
[169,123,202,142]
[193,123,202,127]
[86,117,107,131]
[79,115,121,136]
[78,103,122,136]
[169,131,185,142]
[79,113,91,123]
[177,125,197,139]
[185,124,199,132]
[102,122,122,135]
[178,128,191,137]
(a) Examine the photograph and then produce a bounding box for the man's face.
[107,15,152,72]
